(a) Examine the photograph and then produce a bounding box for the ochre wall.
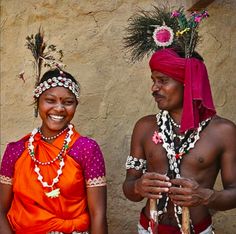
[0,0,235,233]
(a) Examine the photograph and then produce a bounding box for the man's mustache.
[152,91,164,98]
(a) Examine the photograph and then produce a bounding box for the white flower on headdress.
[152,25,174,47]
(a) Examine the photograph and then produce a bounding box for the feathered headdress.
[123,5,209,61]
[25,27,64,88]
[24,27,64,117]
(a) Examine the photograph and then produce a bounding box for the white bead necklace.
[166,113,185,142]
[156,110,211,231]
[28,124,74,198]
[28,125,72,165]
[38,126,68,141]
[169,114,181,128]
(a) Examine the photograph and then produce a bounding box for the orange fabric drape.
[7,129,90,234]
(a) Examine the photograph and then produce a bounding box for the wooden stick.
[150,199,158,222]
[149,199,158,234]
[181,207,190,234]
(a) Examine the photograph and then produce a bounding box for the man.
[122,7,236,234]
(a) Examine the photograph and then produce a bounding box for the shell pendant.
[45,188,60,198]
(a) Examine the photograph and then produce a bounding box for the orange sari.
[7,129,90,234]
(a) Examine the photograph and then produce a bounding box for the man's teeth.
[50,115,64,120]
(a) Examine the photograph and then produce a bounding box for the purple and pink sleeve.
[0,139,25,185]
[68,136,106,187]
[0,136,106,188]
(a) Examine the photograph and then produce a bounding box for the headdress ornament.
[25,27,64,88]
[33,75,80,99]
[123,5,216,132]
[23,28,80,117]
[123,6,209,60]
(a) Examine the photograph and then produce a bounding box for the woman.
[0,69,108,234]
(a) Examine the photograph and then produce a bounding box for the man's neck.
[168,109,182,126]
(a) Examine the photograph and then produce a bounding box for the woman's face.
[38,86,77,137]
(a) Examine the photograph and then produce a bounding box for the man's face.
[151,71,184,112]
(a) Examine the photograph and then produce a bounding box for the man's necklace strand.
[156,110,211,231]
[169,115,181,128]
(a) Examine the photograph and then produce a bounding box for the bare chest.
[143,130,221,182]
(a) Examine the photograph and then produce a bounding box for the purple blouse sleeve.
[68,136,106,187]
[0,139,26,185]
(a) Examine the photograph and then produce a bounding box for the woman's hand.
[134,172,171,199]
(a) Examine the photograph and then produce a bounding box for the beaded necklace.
[168,116,185,142]
[156,110,211,232]
[169,115,181,129]
[38,126,68,141]
[28,124,74,198]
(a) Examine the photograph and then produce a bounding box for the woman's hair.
[34,68,79,107]
[39,69,79,85]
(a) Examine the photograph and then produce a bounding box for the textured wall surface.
[0,0,235,233]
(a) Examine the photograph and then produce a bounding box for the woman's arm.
[0,183,14,234]
[87,186,108,234]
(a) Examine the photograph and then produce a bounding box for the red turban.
[149,48,216,132]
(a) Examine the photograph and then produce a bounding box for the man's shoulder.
[134,114,157,127]
[208,115,236,136]
[210,115,235,128]
[131,115,158,143]
[131,114,158,137]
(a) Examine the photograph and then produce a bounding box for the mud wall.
[1,0,235,233]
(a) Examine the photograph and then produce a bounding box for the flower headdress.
[123,5,209,61]
[123,5,216,133]
[23,28,80,117]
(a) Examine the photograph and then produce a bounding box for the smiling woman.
[37,70,78,138]
[0,68,108,234]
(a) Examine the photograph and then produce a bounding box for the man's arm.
[123,117,171,202]
[205,120,236,210]
[0,183,14,234]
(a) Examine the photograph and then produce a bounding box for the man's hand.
[134,172,171,199]
[169,177,214,207]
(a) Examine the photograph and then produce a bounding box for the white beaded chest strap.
[126,155,147,172]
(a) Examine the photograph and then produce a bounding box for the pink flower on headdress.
[194,16,202,23]
[192,10,209,23]
[153,25,174,47]
[171,10,180,18]
[191,11,198,17]
[202,11,209,17]
[152,131,163,144]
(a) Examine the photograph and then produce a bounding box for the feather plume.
[123,6,180,62]
[123,5,208,61]
[25,27,64,117]
[25,27,64,88]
